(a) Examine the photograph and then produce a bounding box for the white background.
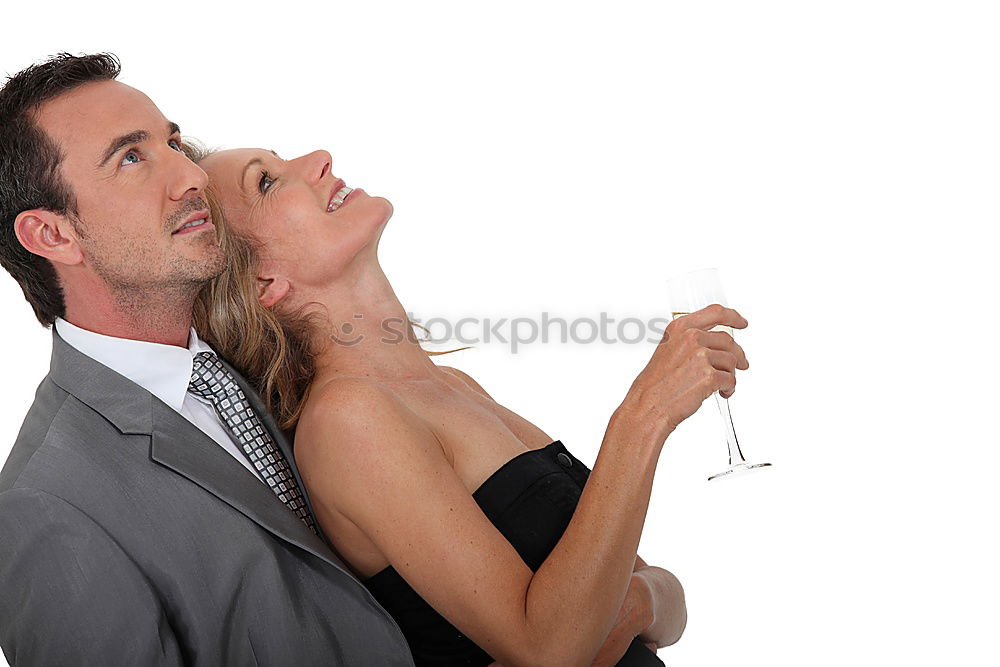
[2,1,998,665]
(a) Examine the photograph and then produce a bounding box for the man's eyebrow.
[97,122,182,168]
[98,130,148,167]
[239,150,281,194]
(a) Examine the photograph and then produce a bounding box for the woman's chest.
[387,378,555,494]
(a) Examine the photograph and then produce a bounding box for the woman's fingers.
[705,349,739,374]
[667,303,747,334]
[711,368,737,396]
[700,332,749,370]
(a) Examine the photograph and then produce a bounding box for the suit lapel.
[147,399,348,571]
[49,329,352,575]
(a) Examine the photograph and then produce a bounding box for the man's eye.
[168,138,182,152]
[259,171,276,194]
[120,150,141,166]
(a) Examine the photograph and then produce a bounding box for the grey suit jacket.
[0,330,415,666]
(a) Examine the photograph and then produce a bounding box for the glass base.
[708,461,772,481]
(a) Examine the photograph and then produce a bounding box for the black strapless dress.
[363,440,665,666]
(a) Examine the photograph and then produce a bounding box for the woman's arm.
[445,365,688,651]
[441,366,689,652]
[439,366,687,667]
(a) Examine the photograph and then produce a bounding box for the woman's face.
[200,148,393,298]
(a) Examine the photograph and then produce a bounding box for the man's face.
[34,80,224,295]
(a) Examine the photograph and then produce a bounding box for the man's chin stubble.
[91,248,226,318]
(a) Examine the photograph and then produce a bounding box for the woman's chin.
[347,192,393,225]
[371,195,393,221]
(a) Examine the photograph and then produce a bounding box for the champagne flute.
[666,268,771,481]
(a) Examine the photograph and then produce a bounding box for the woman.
[190,145,750,666]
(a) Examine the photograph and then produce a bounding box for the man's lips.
[172,210,212,235]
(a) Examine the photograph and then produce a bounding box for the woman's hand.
[620,303,749,447]
[633,562,687,649]
[590,573,655,666]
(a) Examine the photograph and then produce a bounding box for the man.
[0,53,414,665]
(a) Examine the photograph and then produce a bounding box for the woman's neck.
[302,262,440,383]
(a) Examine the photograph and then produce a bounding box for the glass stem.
[714,392,746,466]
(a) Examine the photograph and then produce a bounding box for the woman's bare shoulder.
[292,377,455,518]
[295,376,431,457]
[303,375,399,415]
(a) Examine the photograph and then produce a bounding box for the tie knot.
[189,351,242,404]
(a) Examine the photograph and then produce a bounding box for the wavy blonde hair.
[186,141,470,430]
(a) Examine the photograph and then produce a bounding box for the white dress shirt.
[54,317,266,483]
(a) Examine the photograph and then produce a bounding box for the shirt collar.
[54,317,217,412]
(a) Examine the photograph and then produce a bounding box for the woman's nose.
[295,149,332,184]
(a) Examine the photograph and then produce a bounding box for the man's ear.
[256,275,291,309]
[14,210,83,266]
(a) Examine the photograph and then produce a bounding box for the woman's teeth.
[328,185,354,212]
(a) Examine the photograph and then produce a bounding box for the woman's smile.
[327,180,352,212]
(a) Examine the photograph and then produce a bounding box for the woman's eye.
[120,150,141,166]
[259,171,276,195]
[168,138,182,152]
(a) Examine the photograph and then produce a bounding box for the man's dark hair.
[0,52,121,327]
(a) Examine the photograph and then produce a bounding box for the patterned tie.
[188,351,318,535]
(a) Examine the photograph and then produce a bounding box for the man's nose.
[169,148,209,201]
[294,150,333,185]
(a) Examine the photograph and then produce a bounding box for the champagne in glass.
[666,268,771,481]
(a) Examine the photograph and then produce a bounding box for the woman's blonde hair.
[186,141,470,430]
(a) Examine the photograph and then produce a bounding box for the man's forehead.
[34,80,169,156]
